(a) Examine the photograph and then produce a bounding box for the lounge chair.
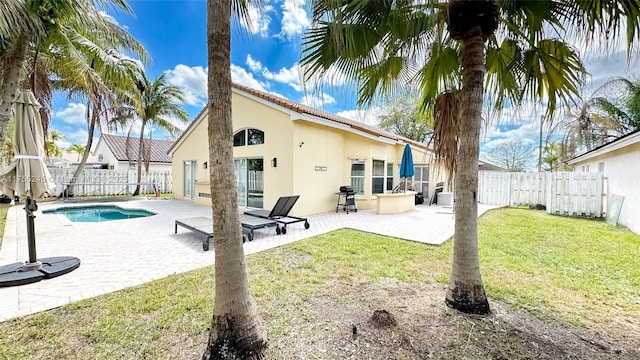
[244,195,310,234]
[174,215,278,251]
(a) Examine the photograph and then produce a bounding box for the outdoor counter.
[376,191,416,214]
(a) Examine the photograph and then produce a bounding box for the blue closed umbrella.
[399,144,414,192]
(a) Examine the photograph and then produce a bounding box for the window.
[598,162,604,172]
[247,129,264,145]
[386,163,394,191]
[233,128,264,146]
[233,131,246,147]
[350,160,365,195]
[372,160,385,194]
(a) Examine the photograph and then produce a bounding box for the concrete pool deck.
[0,198,497,322]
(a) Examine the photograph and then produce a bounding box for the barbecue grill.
[335,185,357,213]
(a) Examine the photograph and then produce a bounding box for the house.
[478,160,504,171]
[168,84,446,216]
[46,150,105,169]
[566,129,640,234]
[93,134,174,172]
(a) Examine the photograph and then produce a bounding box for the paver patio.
[0,198,496,322]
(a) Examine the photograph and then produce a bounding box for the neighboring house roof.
[169,83,432,155]
[566,129,640,165]
[478,160,504,171]
[99,134,174,163]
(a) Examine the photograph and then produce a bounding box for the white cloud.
[245,55,302,91]
[582,50,640,95]
[302,63,349,89]
[164,64,208,106]
[55,103,87,125]
[67,129,90,144]
[481,122,539,151]
[300,93,335,107]
[53,129,91,150]
[246,54,263,73]
[336,107,384,127]
[99,11,119,26]
[231,64,268,92]
[264,64,302,91]
[278,0,310,40]
[242,3,273,37]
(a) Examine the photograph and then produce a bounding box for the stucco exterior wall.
[172,114,208,205]
[93,140,119,169]
[171,90,440,216]
[571,142,640,234]
[233,94,295,212]
[291,121,345,215]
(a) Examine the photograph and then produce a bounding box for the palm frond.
[430,90,460,186]
[520,39,586,116]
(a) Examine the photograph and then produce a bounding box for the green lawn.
[0,207,638,358]
[0,203,9,248]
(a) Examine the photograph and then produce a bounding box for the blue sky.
[50,0,640,164]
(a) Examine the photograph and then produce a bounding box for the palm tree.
[302,0,640,314]
[59,48,145,197]
[563,76,640,153]
[114,71,188,196]
[0,0,146,148]
[67,144,86,161]
[0,117,14,166]
[202,0,267,358]
[45,129,64,158]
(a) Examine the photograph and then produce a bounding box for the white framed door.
[183,160,196,200]
[234,159,248,207]
[234,158,263,208]
[414,165,429,199]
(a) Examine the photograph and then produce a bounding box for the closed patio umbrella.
[399,144,415,192]
[0,89,54,198]
[0,90,80,287]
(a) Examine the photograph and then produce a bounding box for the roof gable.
[169,83,431,155]
[100,134,174,163]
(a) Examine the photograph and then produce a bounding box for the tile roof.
[233,84,430,150]
[169,83,432,154]
[100,134,174,163]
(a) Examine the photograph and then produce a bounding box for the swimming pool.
[43,205,156,222]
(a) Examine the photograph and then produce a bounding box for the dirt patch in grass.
[2,212,638,359]
[258,277,638,359]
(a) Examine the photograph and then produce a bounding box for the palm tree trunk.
[202,0,266,359]
[0,33,29,148]
[133,122,145,196]
[67,103,99,197]
[445,28,490,315]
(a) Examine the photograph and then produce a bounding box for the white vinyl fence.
[48,169,172,197]
[247,170,264,193]
[478,171,603,217]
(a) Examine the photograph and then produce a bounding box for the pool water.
[43,205,155,222]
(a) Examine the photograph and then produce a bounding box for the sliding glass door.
[183,160,196,200]
[234,159,248,207]
[234,158,264,208]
